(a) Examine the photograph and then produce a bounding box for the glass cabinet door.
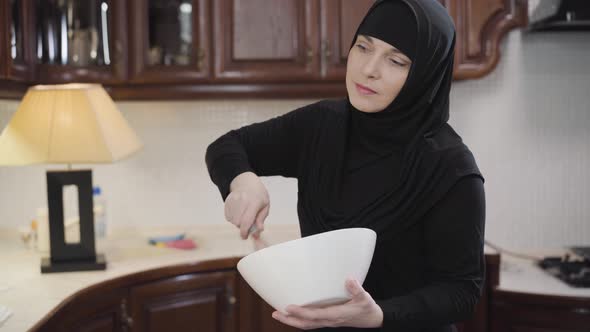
[6,0,33,81]
[35,0,127,83]
[0,2,5,79]
[148,1,193,66]
[10,0,25,65]
[129,0,210,83]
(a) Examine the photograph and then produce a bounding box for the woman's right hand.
[225,172,270,240]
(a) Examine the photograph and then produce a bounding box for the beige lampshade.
[0,83,142,165]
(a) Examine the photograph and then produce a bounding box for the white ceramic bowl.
[237,227,376,313]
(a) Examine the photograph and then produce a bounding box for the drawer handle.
[573,307,590,315]
[120,299,134,329]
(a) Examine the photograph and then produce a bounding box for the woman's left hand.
[271,277,383,330]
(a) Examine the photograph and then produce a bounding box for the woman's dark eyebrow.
[361,35,403,55]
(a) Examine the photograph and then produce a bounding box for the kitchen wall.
[1,30,589,251]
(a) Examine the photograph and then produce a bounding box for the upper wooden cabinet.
[1,0,32,98]
[129,0,211,83]
[318,0,528,81]
[33,0,128,84]
[4,0,34,81]
[0,0,527,99]
[443,0,528,79]
[0,0,5,79]
[319,0,374,81]
[212,0,373,82]
[213,0,320,82]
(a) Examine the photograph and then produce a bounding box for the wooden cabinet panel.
[238,273,299,332]
[130,271,238,332]
[443,0,527,80]
[213,0,320,82]
[490,290,590,332]
[75,315,120,332]
[511,327,589,332]
[129,0,211,83]
[36,287,128,332]
[320,0,374,80]
[233,1,297,60]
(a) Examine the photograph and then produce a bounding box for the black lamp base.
[41,254,106,273]
[42,170,108,274]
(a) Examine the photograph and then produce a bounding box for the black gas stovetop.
[538,247,590,288]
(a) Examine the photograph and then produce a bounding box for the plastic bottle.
[36,207,49,252]
[93,186,107,238]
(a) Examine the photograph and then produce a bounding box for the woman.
[205,0,485,331]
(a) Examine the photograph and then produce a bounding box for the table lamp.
[0,83,142,273]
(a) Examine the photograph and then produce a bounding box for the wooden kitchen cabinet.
[129,271,238,332]
[319,0,374,80]
[33,260,243,332]
[0,0,527,99]
[35,287,129,332]
[3,0,34,82]
[0,0,30,97]
[128,0,211,83]
[36,271,241,332]
[212,0,373,83]
[490,290,590,332]
[213,0,320,82]
[31,254,506,332]
[0,0,6,79]
[33,0,129,84]
[442,0,528,80]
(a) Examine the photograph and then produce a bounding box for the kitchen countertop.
[0,223,301,331]
[497,252,590,298]
[0,224,588,331]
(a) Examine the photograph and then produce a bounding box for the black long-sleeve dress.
[206,100,485,332]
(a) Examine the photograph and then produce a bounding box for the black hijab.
[297,0,483,242]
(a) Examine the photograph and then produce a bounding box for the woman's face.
[346,34,412,113]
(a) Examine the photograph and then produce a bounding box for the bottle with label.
[93,186,107,238]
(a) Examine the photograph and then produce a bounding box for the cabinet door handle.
[196,48,206,70]
[573,307,590,315]
[122,315,134,330]
[306,46,314,64]
[114,41,123,66]
[120,299,134,330]
[320,40,333,76]
[321,40,332,61]
[224,293,237,318]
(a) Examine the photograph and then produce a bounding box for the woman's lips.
[355,83,377,95]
